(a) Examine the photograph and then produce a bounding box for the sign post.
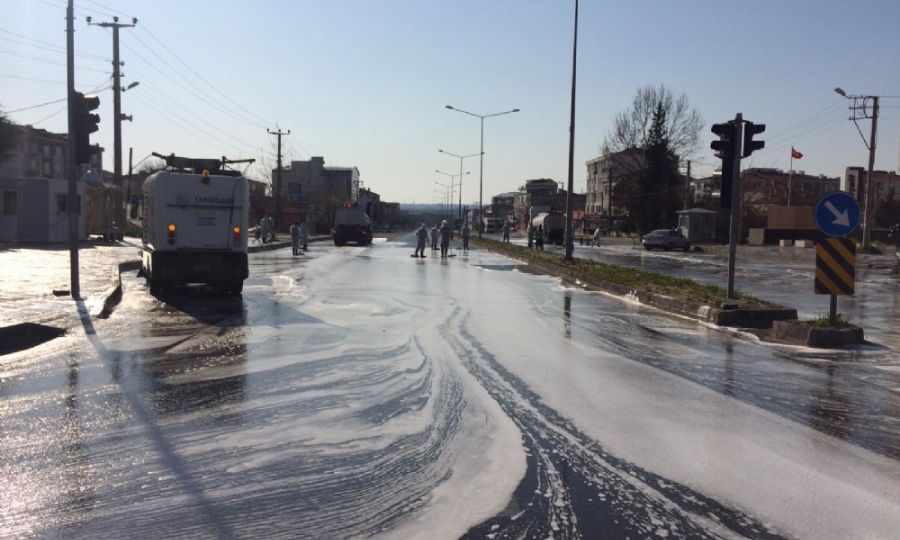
[814,192,861,324]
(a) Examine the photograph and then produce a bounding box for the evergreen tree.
[0,110,15,163]
[632,103,680,232]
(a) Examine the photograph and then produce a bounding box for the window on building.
[25,155,38,174]
[288,183,302,202]
[56,193,67,213]
[3,191,18,215]
[43,157,53,177]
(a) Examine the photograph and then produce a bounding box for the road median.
[473,237,797,329]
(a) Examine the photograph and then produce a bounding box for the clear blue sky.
[3,0,899,204]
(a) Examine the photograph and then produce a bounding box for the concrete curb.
[772,320,865,348]
[98,260,141,319]
[477,241,798,330]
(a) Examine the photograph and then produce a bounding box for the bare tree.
[604,84,703,162]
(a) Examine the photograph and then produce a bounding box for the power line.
[0,29,108,61]
[129,91,248,157]
[121,40,266,132]
[0,72,65,84]
[6,97,67,113]
[138,25,271,128]
[127,28,268,129]
[83,0,134,19]
[125,65,261,151]
[0,47,109,74]
[33,105,67,125]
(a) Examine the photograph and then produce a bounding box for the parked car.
[642,229,691,251]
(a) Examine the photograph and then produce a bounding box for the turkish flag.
[791,147,803,159]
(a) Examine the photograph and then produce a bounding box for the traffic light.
[711,121,735,209]
[742,121,765,158]
[73,92,100,164]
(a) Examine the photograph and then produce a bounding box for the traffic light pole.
[66,0,79,298]
[726,113,743,302]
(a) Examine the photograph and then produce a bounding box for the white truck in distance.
[141,169,249,295]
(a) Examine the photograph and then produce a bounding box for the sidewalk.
[0,240,141,330]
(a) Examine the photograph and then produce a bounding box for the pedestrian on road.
[527,223,533,249]
[439,219,452,259]
[462,222,470,253]
[890,224,900,266]
[502,220,511,243]
[430,224,438,252]
[290,222,301,255]
[592,227,602,247]
[299,220,309,252]
[535,225,544,251]
[260,215,272,244]
[414,223,428,258]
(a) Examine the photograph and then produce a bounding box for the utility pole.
[268,128,290,231]
[563,0,578,261]
[88,16,136,240]
[66,0,79,298]
[684,160,691,210]
[835,88,880,246]
[863,97,879,246]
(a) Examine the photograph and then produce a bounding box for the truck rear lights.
[232,225,241,241]
[168,223,177,244]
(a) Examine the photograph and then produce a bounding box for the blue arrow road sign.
[815,191,860,237]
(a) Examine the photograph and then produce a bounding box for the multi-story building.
[584,148,645,216]
[274,156,360,232]
[741,168,840,208]
[843,167,900,204]
[0,124,102,242]
[511,178,585,228]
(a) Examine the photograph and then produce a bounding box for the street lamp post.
[434,182,453,217]
[436,170,469,222]
[438,149,480,227]
[445,105,519,237]
[834,87,879,246]
[563,0,578,261]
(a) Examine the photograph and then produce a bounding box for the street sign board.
[815,237,855,295]
[814,191,860,237]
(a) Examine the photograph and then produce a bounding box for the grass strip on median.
[472,237,770,309]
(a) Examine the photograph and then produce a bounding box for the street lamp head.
[445,105,454,110]
[834,87,847,97]
[125,81,140,90]
[438,149,445,154]
[86,16,92,23]
[513,108,520,112]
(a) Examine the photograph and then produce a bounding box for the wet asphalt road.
[503,234,900,349]
[2,234,899,539]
